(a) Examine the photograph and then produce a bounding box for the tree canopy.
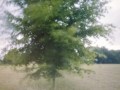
[3,0,113,89]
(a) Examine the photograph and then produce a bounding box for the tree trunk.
[53,70,56,90]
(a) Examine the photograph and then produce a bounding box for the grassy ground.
[0,64,120,90]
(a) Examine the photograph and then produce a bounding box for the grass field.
[0,64,120,90]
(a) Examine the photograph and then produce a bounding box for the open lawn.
[0,64,120,90]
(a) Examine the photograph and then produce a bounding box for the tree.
[94,47,108,64]
[3,48,21,65]
[4,0,113,89]
[94,47,120,64]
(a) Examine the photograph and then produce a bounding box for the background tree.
[95,47,120,64]
[4,0,113,89]
[94,47,108,63]
[2,49,20,65]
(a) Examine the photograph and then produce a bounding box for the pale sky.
[0,0,120,50]
[91,0,120,50]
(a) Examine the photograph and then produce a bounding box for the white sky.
[91,0,120,50]
[0,0,120,50]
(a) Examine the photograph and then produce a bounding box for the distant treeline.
[94,47,120,64]
[1,47,120,64]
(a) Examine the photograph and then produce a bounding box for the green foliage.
[4,0,113,88]
[3,49,21,65]
[94,47,120,64]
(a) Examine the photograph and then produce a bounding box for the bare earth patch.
[0,64,120,90]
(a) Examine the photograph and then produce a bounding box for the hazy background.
[92,0,120,50]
